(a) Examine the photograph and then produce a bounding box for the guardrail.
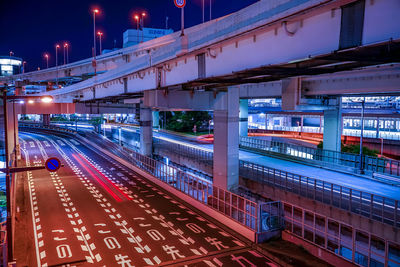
[239,160,400,228]
[19,123,77,134]
[240,136,400,178]
[117,145,259,232]
[153,139,213,165]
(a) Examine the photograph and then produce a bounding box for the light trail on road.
[16,131,278,266]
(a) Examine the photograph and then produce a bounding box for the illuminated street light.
[63,42,69,65]
[97,31,103,55]
[141,12,146,42]
[134,15,140,44]
[40,96,53,103]
[28,100,34,104]
[55,44,60,87]
[44,53,49,69]
[92,8,100,76]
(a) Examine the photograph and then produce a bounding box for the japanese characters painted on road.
[45,157,61,172]
[174,0,186,8]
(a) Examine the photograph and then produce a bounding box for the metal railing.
[153,139,213,165]
[119,145,258,231]
[283,201,400,267]
[19,123,77,134]
[239,160,400,228]
[240,136,400,177]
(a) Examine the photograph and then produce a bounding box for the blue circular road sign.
[174,0,186,8]
[45,157,61,172]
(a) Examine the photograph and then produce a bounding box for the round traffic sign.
[45,157,61,172]
[174,0,186,8]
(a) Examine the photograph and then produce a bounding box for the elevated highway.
[3,0,400,103]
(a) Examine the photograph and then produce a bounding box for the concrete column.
[323,99,342,152]
[140,105,152,156]
[42,114,50,127]
[213,87,239,190]
[239,99,248,136]
[152,111,160,129]
[376,117,380,139]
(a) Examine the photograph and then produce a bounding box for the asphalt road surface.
[16,131,278,267]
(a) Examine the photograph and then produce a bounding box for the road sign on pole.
[174,0,186,8]
[45,157,61,172]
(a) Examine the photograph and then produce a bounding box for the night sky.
[0,0,258,72]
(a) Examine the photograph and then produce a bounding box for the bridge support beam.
[213,87,239,190]
[152,111,159,129]
[323,98,342,152]
[140,105,152,156]
[239,99,248,137]
[42,114,50,127]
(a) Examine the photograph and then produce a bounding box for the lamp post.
[97,32,103,55]
[63,43,69,65]
[22,61,26,74]
[202,0,205,23]
[134,15,140,44]
[44,53,49,69]
[1,85,54,264]
[55,44,60,87]
[93,8,99,76]
[65,43,69,64]
[9,51,13,57]
[141,12,146,42]
[210,0,212,20]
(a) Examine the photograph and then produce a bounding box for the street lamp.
[44,53,49,69]
[22,61,26,74]
[134,15,140,44]
[97,31,103,55]
[141,12,146,42]
[93,8,99,76]
[202,0,205,23]
[55,44,60,87]
[63,43,69,65]
[9,51,13,57]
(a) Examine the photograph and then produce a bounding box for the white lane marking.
[22,147,43,267]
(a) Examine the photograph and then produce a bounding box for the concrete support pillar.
[239,99,248,137]
[376,117,380,139]
[140,106,152,156]
[323,99,342,152]
[42,114,50,127]
[213,87,239,190]
[152,111,160,129]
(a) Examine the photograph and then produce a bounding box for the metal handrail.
[239,160,400,228]
[240,136,400,177]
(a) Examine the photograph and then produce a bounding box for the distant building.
[123,27,174,48]
[0,56,22,76]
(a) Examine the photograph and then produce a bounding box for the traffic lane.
[23,132,157,265]
[19,133,91,266]
[27,132,160,265]
[59,135,252,261]
[22,131,277,266]
[53,133,276,265]
[43,133,165,265]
